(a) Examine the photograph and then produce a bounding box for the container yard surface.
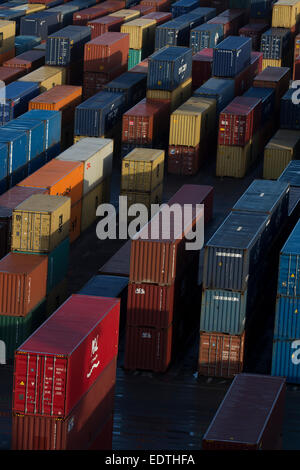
[1,149,300,451]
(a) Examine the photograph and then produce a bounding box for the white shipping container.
[56,138,114,196]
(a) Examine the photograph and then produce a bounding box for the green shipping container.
[0,300,46,364]
[128,49,147,70]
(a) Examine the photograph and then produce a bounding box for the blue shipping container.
[278,160,300,187]
[193,77,235,114]
[274,295,300,339]
[0,129,28,175]
[280,88,300,130]
[213,36,252,78]
[171,0,200,18]
[15,36,42,55]
[203,211,271,291]
[250,0,273,18]
[46,25,91,66]
[155,19,191,49]
[147,46,192,91]
[243,86,275,121]
[17,110,61,149]
[47,4,80,27]
[190,23,224,53]
[103,72,147,108]
[2,119,45,161]
[0,82,40,126]
[272,338,300,384]
[28,153,47,176]
[0,144,8,181]
[277,220,300,297]
[20,11,62,40]
[74,91,125,137]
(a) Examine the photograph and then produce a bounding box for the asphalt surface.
[1,146,300,451]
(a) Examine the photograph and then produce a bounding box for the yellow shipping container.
[18,66,67,92]
[11,4,46,13]
[121,183,163,212]
[272,0,300,29]
[110,9,141,22]
[46,278,68,317]
[0,20,16,54]
[121,18,156,49]
[169,97,216,147]
[262,59,283,69]
[263,129,300,179]
[81,178,111,232]
[216,141,253,178]
[11,195,71,254]
[147,78,192,112]
[121,148,165,193]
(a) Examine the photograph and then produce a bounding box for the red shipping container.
[0,66,25,84]
[88,414,113,450]
[219,9,249,31]
[124,324,173,372]
[84,32,129,73]
[128,58,149,74]
[202,374,286,450]
[12,294,120,418]
[192,48,213,90]
[218,96,262,147]
[83,63,128,98]
[130,4,156,15]
[227,51,262,96]
[253,66,290,110]
[198,331,245,378]
[96,1,126,13]
[141,0,171,11]
[143,11,172,25]
[73,6,110,26]
[239,23,269,51]
[12,357,116,450]
[3,50,45,72]
[129,184,212,285]
[168,145,201,176]
[122,98,169,146]
[88,15,124,39]
[0,253,48,317]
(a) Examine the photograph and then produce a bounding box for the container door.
[39,355,68,417]
[13,353,42,414]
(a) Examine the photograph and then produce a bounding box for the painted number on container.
[135,288,145,294]
[291,340,300,365]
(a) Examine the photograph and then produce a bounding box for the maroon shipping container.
[12,357,116,450]
[168,145,201,176]
[12,295,120,418]
[143,11,172,25]
[88,413,113,450]
[124,324,173,372]
[253,66,290,110]
[140,0,171,11]
[96,1,126,14]
[83,63,128,98]
[239,23,269,51]
[219,9,249,31]
[0,66,25,84]
[130,4,156,14]
[73,6,110,26]
[88,15,124,39]
[3,50,45,72]
[226,51,262,96]
[84,32,129,73]
[129,184,212,285]
[207,12,242,37]
[218,96,262,147]
[0,186,47,255]
[198,331,245,378]
[99,240,131,277]
[122,98,169,146]
[202,373,286,450]
[0,253,48,317]
[192,48,213,90]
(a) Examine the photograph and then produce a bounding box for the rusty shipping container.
[88,15,124,39]
[198,331,245,378]
[13,295,120,418]
[0,253,48,317]
[192,48,213,89]
[12,357,117,450]
[168,144,201,176]
[84,32,130,73]
[202,373,286,450]
[129,184,212,285]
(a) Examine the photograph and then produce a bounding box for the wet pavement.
[1,151,300,451]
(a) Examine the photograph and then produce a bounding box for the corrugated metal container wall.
[272,338,300,383]
[274,295,300,339]
[121,148,164,193]
[239,22,269,51]
[278,160,300,186]
[192,48,213,89]
[103,72,147,108]
[154,19,191,49]
[198,331,245,378]
[99,239,131,277]
[47,4,80,27]
[0,129,28,175]
[88,15,124,39]
[146,78,192,113]
[0,66,25,85]
[272,0,300,30]
[263,130,300,180]
[45,25,91,66]
[0,253,48,316]
[202,374,286,450]
[280,88,300,129]
[20,11,62,40]
[203,211,271,291]
[213,36,252,78]
[260,28,291,61]
[12,357,117,450]
[0,81,40,125]
[253,66,290,110]
[243,86,275,121]
[17,65,66,93]
[171,0,199,17]
[190,23,224,53]
[109,9,141,23]
[277,220,300,297]
[17,109,61,150]
[3,50,45,72]
[120,18,156,50]
[193,77,234,115]
[13,295,120,418]
[147,46,192,92]
[83,33,129,73]
[1,119,45,163]
[73,6,110,26]
[142,12,172,26]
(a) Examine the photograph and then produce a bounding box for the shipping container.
[18,159,84,206]
[203,211,271,291]
[121,148,164,193]
[142,12,172,25]
[213,36,251,78]
[272,0,300,30]
[250,0,273,18]
[278,160,300,186]
[263,129,300,180]
[18,109,61,150]
[206,15,237,37]
[167,144,201,176]
[20,11,62,40]
[190,23,224,53]
[230,51,263,96]
[3,49,45,72]
[218,96,262,147]
[0,252,48,316]
[171,0,199,17]
[11,194,71,254]
[277,220,300,297]
[141,0,171,11]
[128,58,149,74]
[253,66,290,110]
[13,294,120,418]
[45,277,68,318]
[147,78,192,113]
[202,373,286,449]
[260,27,291,61]
[84,32,129,73]
[12,357,117,450]
[129,5,156,15]
[0,66,25,85]
[99,239,131,277]
[0,128,28,174]
[121,183,163,211]
[46,25,91,66]
[81,178,110,232]
[73,6,110,26]
[239,22,269,51]
[83,64,128,98]
[47,4,80,27]
[18,65,66,93]
[15,36,42,56]
[198,331,245,378]
[110,9,141,22]
[2,118,45,164]
[272,337,300,383]
[193,78,234,115]
[104,71,147,108]
[280,88,300,130]
[88,15,124,39]
[192,48,213,89]
[274,294,300,339]
[243,86,275,122]
[120,18,156,50]
[75,91,125,137]
[0,81,40,125]
[154,18,192,49]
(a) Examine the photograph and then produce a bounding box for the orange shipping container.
[17,160,84,207]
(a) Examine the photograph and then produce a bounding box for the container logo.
[86,335,100,379]
[291,340,300,365]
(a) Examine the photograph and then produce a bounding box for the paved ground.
[1,147,300,451]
